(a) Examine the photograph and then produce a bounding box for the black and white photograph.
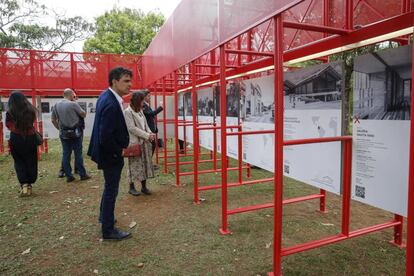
[214,82,241,118]
[184,91,192,117]
[284,61,343,110]
[353,45,412,120]
[197,87,214,116]
[41,102,50,113]
[241,75,274,123]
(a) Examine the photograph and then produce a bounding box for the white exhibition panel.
[241,70,343,195]
[155,95,174,139]
[2,97,98,140]
[351,45,412,217]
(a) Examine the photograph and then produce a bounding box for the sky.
[36,0,181,51]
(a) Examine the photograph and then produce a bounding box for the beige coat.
[124,106,153,145]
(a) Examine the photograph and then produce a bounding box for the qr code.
[284,165,290,174]
[355,185,365,198]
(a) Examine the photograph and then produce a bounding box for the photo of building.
[354,45,412,120]
[241,75,274,123]
[284,61,343,110]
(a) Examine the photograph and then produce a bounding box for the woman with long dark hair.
[124,91,156,196]
[5,91,38,196]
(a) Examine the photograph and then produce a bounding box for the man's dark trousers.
[99,162,123,234]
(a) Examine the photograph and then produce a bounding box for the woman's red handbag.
[122,143,142,157]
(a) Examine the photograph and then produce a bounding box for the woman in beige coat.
[124,91,156,196]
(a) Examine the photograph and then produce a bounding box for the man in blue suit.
[88,67,131,241]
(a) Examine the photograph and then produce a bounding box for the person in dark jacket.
[88,67,131,241]
[142,90,163,156]
[5,91,38,197]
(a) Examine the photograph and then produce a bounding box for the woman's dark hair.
[108,67,133,86]
[130,91,146,112]
[8,91,36,133]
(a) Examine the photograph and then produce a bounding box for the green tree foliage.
[83,8,165,54]
[0,0,94,51]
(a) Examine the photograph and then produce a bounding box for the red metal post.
[247,30,253,63]
[213,122,218,171]
[162,77,168,174]
[406,36,414,276]
[237,125,243,184]
[390,214,405,248]
[271,15,284,276]
[192,61,200,204]
[320,1,329,213]
[174,71,180,187]
[345,0,354,30]
[319,189,327,213]
[29,50,40,160]
[219,44,230,235]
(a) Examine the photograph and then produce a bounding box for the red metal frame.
[1,48,143,156]
[1,1,412,274]
[143,2,413,275]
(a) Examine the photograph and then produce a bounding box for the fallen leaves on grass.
[137,263,144,268]
[321,223,334,227]
[21,248,31,255]
[266,242,272,249]
[49,191,59,194]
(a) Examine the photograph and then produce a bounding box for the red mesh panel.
[0,49,32,90]
[34,51,72,89]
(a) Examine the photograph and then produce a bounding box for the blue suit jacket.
[88,89,129,170]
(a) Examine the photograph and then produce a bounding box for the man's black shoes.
[80,175,91,181]
[67,176,76,183]
[102,228,131,241]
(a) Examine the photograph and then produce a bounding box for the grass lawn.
[0,139,407,275]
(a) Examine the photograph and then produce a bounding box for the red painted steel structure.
[142,0,414,275]
[0,48,143,155]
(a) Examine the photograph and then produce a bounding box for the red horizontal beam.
[199,177,273,191]
[165,152,211,159]
[195,64,238,69]
[225,49,274,57]
[227,130,274,136]
[227,193,324,215]
[167,159,218,166]
[197,125,239,131]
[282,220,401,256]
[179,166,248,176]
[284,136,352,146]
[177,73,214,77]
[283,21,350,35]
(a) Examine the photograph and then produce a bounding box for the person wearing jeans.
[60,135,88,181]
[52,88,90,182]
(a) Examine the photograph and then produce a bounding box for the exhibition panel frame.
[142,0,414,275]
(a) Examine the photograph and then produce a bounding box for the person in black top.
[6,91,38,196]
[142,90,163,156]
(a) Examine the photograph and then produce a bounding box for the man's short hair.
[143,89,150,96]
[63,88,74,98]
[108,67,133,87]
